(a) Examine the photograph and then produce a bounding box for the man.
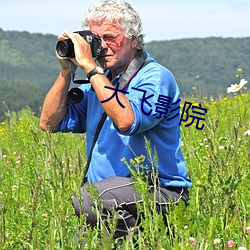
[40,0,192,241]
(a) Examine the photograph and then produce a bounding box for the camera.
[56,30,102,58]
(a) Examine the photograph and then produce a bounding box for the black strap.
[81,50,150,186]
[81,112,107,186]
[118,49,147,90]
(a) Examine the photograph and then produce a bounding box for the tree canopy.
[0,28,249,120]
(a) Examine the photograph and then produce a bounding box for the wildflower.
[227,79,248,93]
[244,130,250,136]
[237,67,243,73]
[228,240,235,248]
[135,155,143,164]
[42,213,48,221]
[12,185,17,192]
[121,157,126,163]
[189,237,196,246]
[130,159,135,165]
[196,180,202,185]
[214,238,221,244]
[238,247,246,250]
[20,207,25,214]
[218,145,224,150]
[246,226,250,235]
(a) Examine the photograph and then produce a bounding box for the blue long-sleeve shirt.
[57,52,192,188]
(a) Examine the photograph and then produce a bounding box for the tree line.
[0,28,249,121]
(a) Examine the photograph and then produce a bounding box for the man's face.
[89,20,138,73]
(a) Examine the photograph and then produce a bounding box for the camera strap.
[116,49,148,90]
[81,50,150,186]
[81,111,107,185]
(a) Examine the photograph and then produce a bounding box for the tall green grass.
[0,93,249,249]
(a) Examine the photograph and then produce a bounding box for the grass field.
[0,92,249,249]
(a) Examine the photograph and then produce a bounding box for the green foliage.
[0,28,60,89]
[0,29,61,121]
[0,79,46,121]
[145,37,250,98]
[0,93,249,249]
[0,109,85,249]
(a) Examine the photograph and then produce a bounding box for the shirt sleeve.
[56,85,89,133]
[119,62,180,135]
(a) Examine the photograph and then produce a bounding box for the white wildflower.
[20,207,25,214]
[238,247,246,250]
[227,79,248,93]
[243,130,250,136]
[214,238,221,244]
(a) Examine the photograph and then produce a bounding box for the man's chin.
[98,58,113,69]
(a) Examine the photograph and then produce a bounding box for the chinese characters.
[179,102,207,130]
[101,85,208,130]
[101,82,129,108]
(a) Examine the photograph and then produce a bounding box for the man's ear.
[131,36,139,48]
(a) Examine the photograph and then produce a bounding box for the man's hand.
[56,33,79,71]
[62,31,96,73]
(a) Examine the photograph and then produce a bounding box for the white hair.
[82,0,145,49]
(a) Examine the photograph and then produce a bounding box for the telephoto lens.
[56,39,75,58]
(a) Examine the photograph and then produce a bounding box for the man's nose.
[101,38,109,49]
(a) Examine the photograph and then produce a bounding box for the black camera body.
[56,30,102,58]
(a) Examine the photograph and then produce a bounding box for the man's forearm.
[90,73,134,132]
[40,70,71,132]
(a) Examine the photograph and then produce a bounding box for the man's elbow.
[39,119,57,133]
[39,120,49,132]
[116,117,134,133]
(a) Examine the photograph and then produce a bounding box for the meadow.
[0,91,249,249]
